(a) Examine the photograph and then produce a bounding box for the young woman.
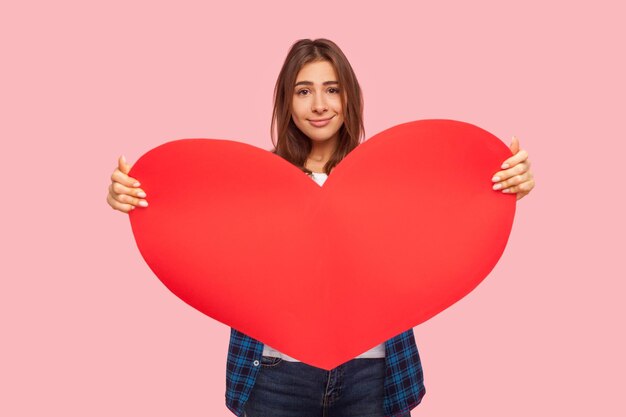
[107,39,535,417]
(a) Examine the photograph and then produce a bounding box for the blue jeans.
[243,356,411,417]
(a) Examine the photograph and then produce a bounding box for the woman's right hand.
[106,155,148,213]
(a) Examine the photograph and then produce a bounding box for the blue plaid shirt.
[224,327,425,417]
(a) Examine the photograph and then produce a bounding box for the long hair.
[270,39,365,175]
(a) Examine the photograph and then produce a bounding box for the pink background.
[2,0,624,416]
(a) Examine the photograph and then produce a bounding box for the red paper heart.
[129,119,515,370]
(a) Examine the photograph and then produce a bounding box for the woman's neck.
[307,137,337,173]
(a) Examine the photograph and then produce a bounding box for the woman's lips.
[308,115,334,127]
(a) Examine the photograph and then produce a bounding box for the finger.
[492,161,530,185]
[111,167,141,188]
[493,171,530,191]
[495,149,529,177]
[107,191,136,213]
[111,181,147,199]
[501,148,528,169]
[516,177,536,195]
[513,187,529,200]
[499,176,535,195]
[509,136,520,155]
[118,155,133,175]
[113,190,149,208]
[117,155,140,186]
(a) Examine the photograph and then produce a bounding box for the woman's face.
[291,60,345,147]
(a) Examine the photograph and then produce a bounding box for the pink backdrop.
[2,1,624,416]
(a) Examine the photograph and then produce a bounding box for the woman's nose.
[312,94,328,112]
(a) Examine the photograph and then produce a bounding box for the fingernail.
[493,183,502,190]
[502,189,510,193]
[122,155,127,164]
[501,163,509,169]
[139,200,148,207]
[492,176,500,182]
[133,182,141,187]
[137,191,146,198]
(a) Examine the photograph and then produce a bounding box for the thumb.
[118,155,133,174]
[509,136,520,155]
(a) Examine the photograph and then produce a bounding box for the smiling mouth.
[309,116,334,122]
[308,115,335,127]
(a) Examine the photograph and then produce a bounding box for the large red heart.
[129,119,515,370]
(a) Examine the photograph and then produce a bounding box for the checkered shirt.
[224,328,425,417]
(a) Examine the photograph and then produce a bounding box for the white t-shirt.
[261,171,386,361]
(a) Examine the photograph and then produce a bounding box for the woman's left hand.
[491,136,535,201]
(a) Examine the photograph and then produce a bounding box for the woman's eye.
[296,88,340,96]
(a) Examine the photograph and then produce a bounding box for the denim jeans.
[242,356,411,417]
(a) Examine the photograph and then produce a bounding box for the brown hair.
[270,38,365,175]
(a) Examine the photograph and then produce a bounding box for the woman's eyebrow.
[294,80,339,86]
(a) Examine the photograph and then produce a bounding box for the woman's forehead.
[295,61,338,84]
